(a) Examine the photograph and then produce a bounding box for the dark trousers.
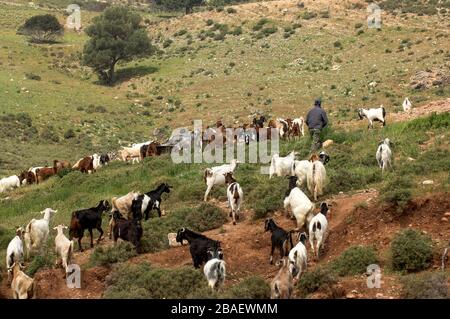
[309,128,322,152]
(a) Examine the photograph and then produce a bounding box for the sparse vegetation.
[89,242,138,267]
[391,229,434,272]
[297,266,337,297]
[330,246,379,276]
[401,272,449,299]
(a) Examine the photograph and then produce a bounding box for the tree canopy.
[18,14,63,43]
[82,6,153,85]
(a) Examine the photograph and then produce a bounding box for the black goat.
[69,200,111,251]
[112,199,143,253]
[134,183,172,220]
[252,115,266,128]
[264,218,293,265]
[176,228,222,268]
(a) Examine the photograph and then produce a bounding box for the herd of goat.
[1,104,400,299]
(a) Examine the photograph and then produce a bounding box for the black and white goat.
[224,172,243,225]
[264,218,293,265]
[357,106,386,128]
[138,183,172,220]
[376,138,393,173]
[176,228,222,268]
[309,203,329,261]
[288,232,308,280]
[203,244,226,290]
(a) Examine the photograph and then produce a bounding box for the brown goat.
[270,257,293,299]
[36,160,58,183]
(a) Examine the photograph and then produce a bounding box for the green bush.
[104,262,209,299]
[56,168,72,178]
[252,18,269,31]
[26,255,53,276]
[401,272,449,299]
[89,242,137,267]
[222,276,270,299]
[0,226,14,250]
[301,11,317,20]
[391,229,433,272]
[25,72,41,81]
[64,128,75,139]
[297,266,337,297]
[18,14,63,43]
[226,7,237,14]
[380,176,412,207]
[330,246,379,276]
[247,177,285,219]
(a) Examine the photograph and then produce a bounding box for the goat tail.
[233,184,239,205]
[382,106,386,119]
[8,252,14,269]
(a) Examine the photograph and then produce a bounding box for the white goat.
[376,138,393,172]
[358,106,386,128]
[6,227,25,282]
[269,151,296,178]
[53,225,74,275]
[309,203,329,260]
[0,175,21,193]
[291,160,311,187]
[284,185,315,231]
[203,249,226,290]
[24,208,57,259]
[288,232,308,280]
[306,155,326,201]
[402,97,412,112]
[203,159,239,201]
[224,172,243,225]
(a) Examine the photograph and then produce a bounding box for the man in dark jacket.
[306,99,328,152]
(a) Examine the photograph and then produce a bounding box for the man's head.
[314,99,322,107]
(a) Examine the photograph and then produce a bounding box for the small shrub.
[231,26,242,36]
[391,229,433,272]
[333,41,343,48]
[104,263,209,299]
[26,255,53,276]
[355,22,363,29]
[401,272,449,299]
[297,267,337,297]
[330,246,379,276]
[89,242,137,267]
[18,14,63,43]
[380,176,412,207]
[64,128,75,139]
[56,168,72,178]
[25,72,41,81]
[226,7,237,14]
[248,178,285,219]
[301,11,317,20]
[206,19,214,26]
[252,18,269,31]
[222,276,270,299]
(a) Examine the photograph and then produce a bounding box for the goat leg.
[97,227,103,244]
[89,229,94,248]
